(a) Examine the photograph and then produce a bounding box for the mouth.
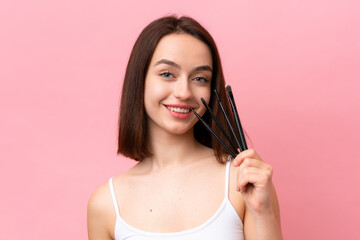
[164,105,191,114]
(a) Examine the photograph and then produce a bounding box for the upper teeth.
[166,106,190,113]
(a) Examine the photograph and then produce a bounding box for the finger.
[236,156,263,168]
[237,167,273,192]
[233,148,262,167]
[240,149,262,161]
[239,158,263,168]
[238,166,273,183]
[238,170,273,192]
[238,167,262,183]
[237,172,260,192]
[238,158,273,172]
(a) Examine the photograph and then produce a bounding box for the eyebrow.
[193,65,213,73]
[154,59,213,73]
[154,59,181,69]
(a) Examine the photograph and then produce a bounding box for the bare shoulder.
[87,181,116,240]
[88,181,114,217]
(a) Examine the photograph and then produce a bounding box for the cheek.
[144,79,170,106]
[194,87,211,114]
[197,87,211,103]
[203,88,211,104]
[152,84,168,97]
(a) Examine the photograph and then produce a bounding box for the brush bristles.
[225,84,232,92]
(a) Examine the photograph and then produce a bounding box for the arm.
[243,183,282,240]
[233,149,283,240]
[87,184,114,240]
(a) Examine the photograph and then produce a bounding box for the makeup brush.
[214,89,242,151]
[225,84,248,151]
[191,108,237,158]
[200,98,239,154]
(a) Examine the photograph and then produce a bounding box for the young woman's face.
[144,33,212,135]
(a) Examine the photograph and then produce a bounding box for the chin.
[165,124,193,135]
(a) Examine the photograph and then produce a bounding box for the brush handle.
[226,88,248,151]
[201,98,239,154]
[191,109,236,158]
[214,90,242,151]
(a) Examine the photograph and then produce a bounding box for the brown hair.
[118,15,237,164]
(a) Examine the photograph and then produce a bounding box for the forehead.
[150,33,213,69]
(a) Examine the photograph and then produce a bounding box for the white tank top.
[109,158,244,240]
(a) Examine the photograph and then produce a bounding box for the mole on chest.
[147,197,184,213]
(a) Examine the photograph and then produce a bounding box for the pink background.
[1,0,359,239]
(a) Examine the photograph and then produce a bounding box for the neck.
[142,124,208,172]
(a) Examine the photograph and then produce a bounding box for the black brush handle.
[226,86,248,151]
[200,98,239,154]
[191,109,236,158]
[214,89,242,151]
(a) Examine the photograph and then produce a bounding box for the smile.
[165,106,191,113]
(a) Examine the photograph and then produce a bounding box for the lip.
[163,104,195,109]
[163,104,195,119]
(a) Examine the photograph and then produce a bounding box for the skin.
[87,33,283,240]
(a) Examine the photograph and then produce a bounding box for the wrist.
[250,206,277,223]
[249,202,274,217]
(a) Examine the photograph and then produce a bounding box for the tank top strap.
[109,177,120,218]
[224,155,231,200]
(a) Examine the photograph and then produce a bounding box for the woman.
[87,16,283,240]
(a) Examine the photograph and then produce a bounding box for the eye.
[160,72,174,78]
[193,76,209,83]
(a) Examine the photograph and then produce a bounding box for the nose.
[173,77,192,100]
